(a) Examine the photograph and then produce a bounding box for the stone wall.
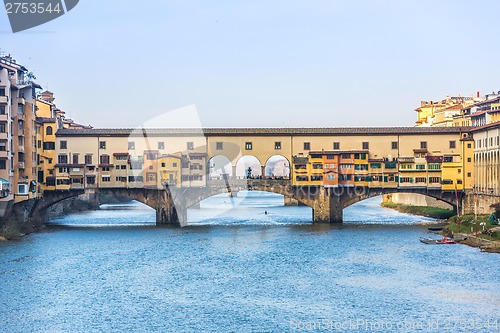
[382,193,453,210]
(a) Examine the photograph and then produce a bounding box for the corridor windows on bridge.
[296,175,308,181]
[449,141,456,149]
[415,177,426,183]
[128,141,135,150]
[72,154,79,164]
[333,142,340,150]
[362,141,369,150]
[85,154,93,165]
[158,141,165,150]
[420,141,427,149]
[57,154,68,164]
[187,141,194,150]
[99,141,106,149]
[60,140,67,149]
[216,142,223,150]
[303,142,310,150]
[245,142,253,150]
[101,175,111,182]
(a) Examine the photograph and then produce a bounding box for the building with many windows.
[0,55,42,215]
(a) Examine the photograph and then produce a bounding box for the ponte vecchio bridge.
[25,126,474,226]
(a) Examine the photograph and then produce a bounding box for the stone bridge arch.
[338,187,458,212]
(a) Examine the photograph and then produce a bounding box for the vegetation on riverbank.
[381,202,455,219]
[446,214,500,241]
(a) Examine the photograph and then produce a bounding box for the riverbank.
[381,202,455,219]
[444,214,500,253]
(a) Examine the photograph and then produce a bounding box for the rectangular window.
[467,172,471,177]
[391,141,398,150]
[128,141,135,150]
[0,88,5,96]
[0,124,5,133]
[58,154,68,164]
[146,172,157,182]
[43,142,55,150]
[449,141,456,149]
[0,105,5,114]
[333,142,340,150]
[187,142,194,150]
[18,184,28,195]
[72,154,79,164]
[274,142,281,150]
[85,154,93,165]
[428,177,441,183]
[216,142,223,150]
[341,154,351,159]
[100,155,110,164]
[0,160,5,169]
[420,141,427,149]
[362,142,369,150]
[467,157,471,162]
[415,177,426,183]
[245,142,252,150]
[158,141,165,149]
[303,142,310,150]
[416,164,425,170]
[99,141,106,149]
[101,175,111,182]
[60,140,67,149]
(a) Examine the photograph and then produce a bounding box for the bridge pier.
[155,192,188,227]
[312,193,343,223]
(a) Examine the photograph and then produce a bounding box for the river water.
[0,192,498,333]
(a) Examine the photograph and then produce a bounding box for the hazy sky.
[1,0,499,128]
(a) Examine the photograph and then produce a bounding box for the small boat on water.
[420,237,457,244]
[427,226,444,231]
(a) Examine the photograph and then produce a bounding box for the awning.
[0,178,10,184]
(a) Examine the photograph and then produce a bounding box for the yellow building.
[157,154,182,187]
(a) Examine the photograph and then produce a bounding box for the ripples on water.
[0,192,498,333]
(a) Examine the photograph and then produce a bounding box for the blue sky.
[1,0,499,128]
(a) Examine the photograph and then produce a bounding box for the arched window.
[46,126,53,135]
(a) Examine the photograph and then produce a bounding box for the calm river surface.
[0,192,499,333]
